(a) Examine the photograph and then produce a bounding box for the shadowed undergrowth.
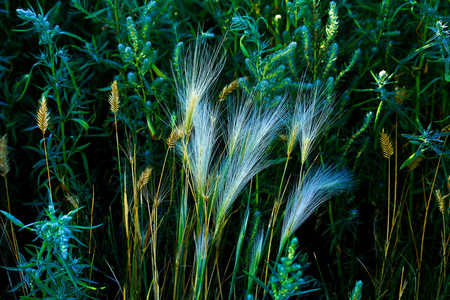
[0,0,449,299]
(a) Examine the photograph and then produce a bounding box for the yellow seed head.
[109,80,120,115]
[408,156,423,170]
[436,190,445,215]
[137,167,152,191]
[166,126,183,148]
[0,134,10,176]
[37,96,50,135]
[379,128,394,159]
[66,195,79,209]
[218,79,240,102]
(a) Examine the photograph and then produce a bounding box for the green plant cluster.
[1,201,99,299]
[0,0,449,299]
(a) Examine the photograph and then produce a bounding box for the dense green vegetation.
[0,0,449,299]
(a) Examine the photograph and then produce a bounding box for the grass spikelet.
[379,128,394,158]
[166,126,182,148]
[394,85,409,104]
[137,167,152,191]
[436,190,446,215]
[280,165,353,253]
[407,156,423,170]
[109,80,120,115]
[174,35,225,134]
[292,81,335,165]
[66,195,79,209]
[182,99,218,198]
[214,94,286,237]
[36,96,50,135]
[218,79,240,102]
[0,134,10,177]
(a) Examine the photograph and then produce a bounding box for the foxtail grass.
[289,82,336,166]
[280,165,353,256]
[0,134,26,295]
[36,95,52,194]
[174,35,225,135]
[214,95,286,239]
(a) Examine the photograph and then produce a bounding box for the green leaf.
[240,35,250,58]
[0,210,25,227]
[151,64,166,79]
[400,152,419,170]
[17,63,41,101]
[84,8,108,19]
[242,270,273,295]
[373,100,383,132]
[71,118,89,131]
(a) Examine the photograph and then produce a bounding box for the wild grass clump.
[1,0,449,299]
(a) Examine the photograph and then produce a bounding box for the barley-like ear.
[109,80,120,115]
[379,128,394,159]
[166,126,182,148]
[218,79,240,102]
[394,85,409,104]
[408,156,423,170]
[137,167,152,191]
[436,190,445,215]
[37,96,50,135]
[0,134,10,177]
[66,195,79,209]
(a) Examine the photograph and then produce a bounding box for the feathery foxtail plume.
[181,99,219,200]
[280,165,353,253]
[214,94,286,237]
[288,81,335,165]
[174,35,225,135]
[36,95,52,194]
[218,79,240,102]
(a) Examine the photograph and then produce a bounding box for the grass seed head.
[37,96,50,135]
[281,165,353,251]
[379,128,394,158]
[290,80,336,165]
[436,189,445,215]
[109,80,120,115]
[218,79,240,102]
[0,134,10,176]
[137,167,152,191]
[174,35,225,135]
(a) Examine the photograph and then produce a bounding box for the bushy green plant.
[1,203,100,299]
[268,237,319,299]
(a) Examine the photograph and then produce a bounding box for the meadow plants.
[1,0,449,299]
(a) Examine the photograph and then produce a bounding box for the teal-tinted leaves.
[0,210,26,228]
[401,121,450,169]
[17,7,61,45]
[3,205,100,298]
